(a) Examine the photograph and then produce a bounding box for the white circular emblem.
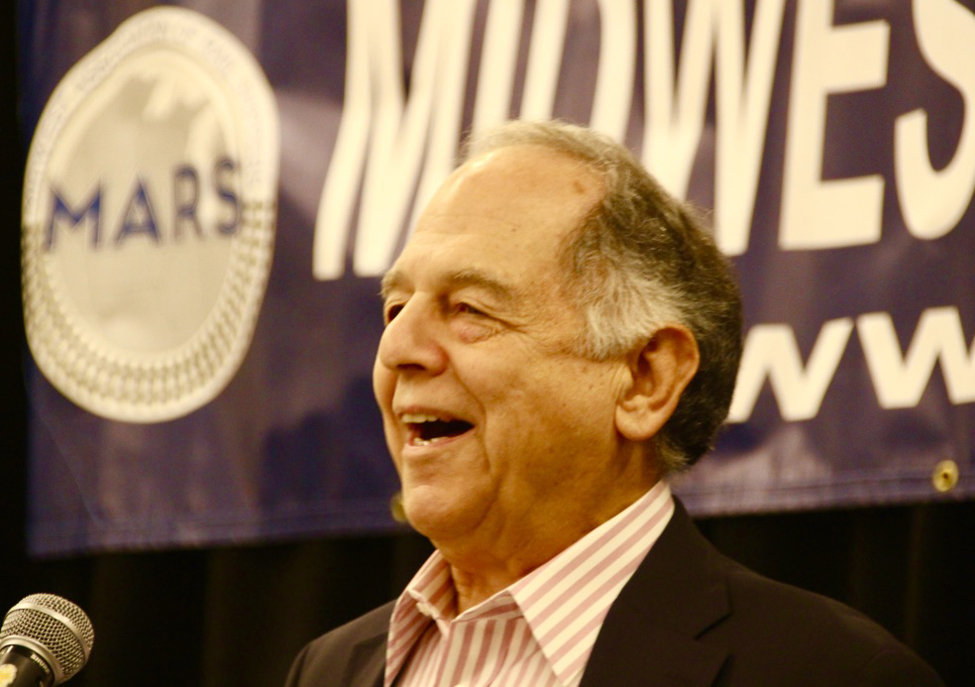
[22,7,279,423]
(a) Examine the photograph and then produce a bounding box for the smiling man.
[285,121,941,686]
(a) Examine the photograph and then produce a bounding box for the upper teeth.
[401,413,442,423]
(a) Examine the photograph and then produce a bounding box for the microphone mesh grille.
[1,593,94,682]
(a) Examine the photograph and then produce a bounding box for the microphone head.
[0,594,94,684]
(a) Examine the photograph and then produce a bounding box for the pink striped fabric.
[385,481,675,687]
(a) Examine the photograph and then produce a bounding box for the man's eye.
[384,304,404,323]
[454,302,485,317]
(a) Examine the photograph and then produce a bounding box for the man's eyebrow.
[379,268,517,304]
[380,270,406,300]
[447,269,517,304]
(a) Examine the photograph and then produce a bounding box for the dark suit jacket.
[284,501,943,686]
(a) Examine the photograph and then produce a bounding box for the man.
[286,121,942,686]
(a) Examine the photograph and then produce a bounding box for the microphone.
[0,594,94,685]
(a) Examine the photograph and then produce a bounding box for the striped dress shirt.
[384,481,675,687]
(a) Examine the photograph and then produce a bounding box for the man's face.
[373,145,642,558]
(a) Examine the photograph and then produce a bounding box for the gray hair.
[464,120,743,472]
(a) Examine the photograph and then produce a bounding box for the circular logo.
[22,7,279,422]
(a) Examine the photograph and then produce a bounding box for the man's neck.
[439,480,662,613]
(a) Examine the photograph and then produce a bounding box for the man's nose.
[376,298,448,374]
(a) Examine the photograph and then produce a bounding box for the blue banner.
[20,0,975,555]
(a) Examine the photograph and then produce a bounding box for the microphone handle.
[0,644,55,687]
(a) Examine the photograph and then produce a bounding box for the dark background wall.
[2,3,973,685]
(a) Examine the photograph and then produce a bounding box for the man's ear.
[615,325,700,442]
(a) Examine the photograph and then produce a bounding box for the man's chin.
[401,490,485,545]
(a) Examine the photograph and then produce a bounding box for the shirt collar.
[386,480,674,685]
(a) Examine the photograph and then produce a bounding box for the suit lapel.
[580,500,731,687]
[346,631,387,687]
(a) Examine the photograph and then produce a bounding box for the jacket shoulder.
[700,540,944,685]
[716,559,942,685]
[595,500,944,686]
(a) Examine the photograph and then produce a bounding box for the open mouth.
[402,413,474,446]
